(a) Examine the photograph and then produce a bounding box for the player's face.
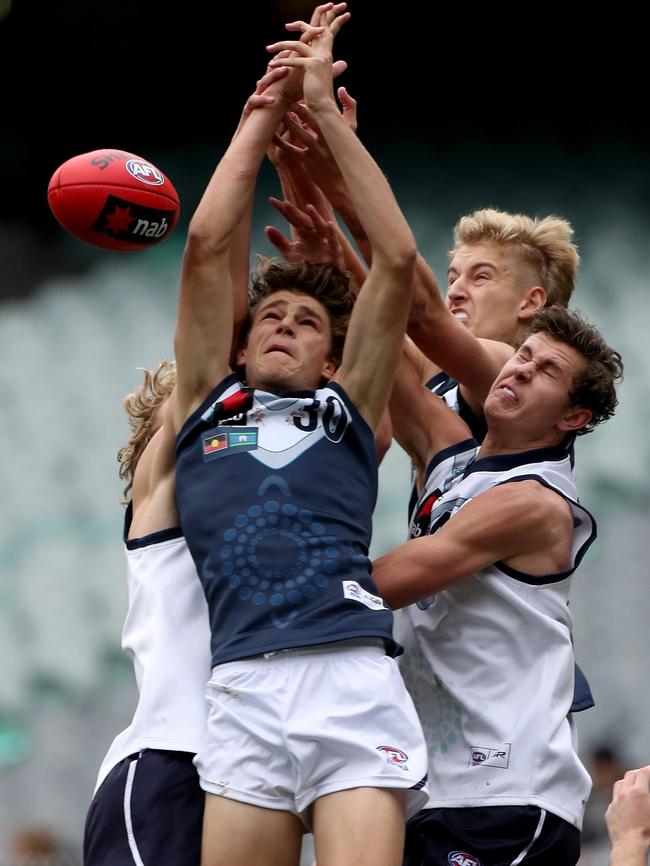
[238,291,337,393]
[446,243,537,344]
[484,332,591,444]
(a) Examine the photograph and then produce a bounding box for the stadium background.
[0,1,647,862]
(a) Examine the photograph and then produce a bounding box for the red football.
[47,149,180,251]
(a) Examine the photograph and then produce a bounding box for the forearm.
[609,837,650,866]
[408,261,512,401]
[175,91,292,424]
[188,99,289,250]
[228,190,254,353]
[373,539,441,610]
[408,253,446,329]
[337,225,368,291]
[312,103,415,269]
[324,178,373,267]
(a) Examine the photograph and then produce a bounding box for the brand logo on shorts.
[468,743,511,769]
[377,745,409,770]
[125,158,164,185]
[448,853,483,866]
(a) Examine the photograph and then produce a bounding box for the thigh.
[201,794,304,866]
[313,786,406,866]
[84,750,204,866]
[404,806,580,866]
[195,659,296,811]
[290,647,428,818]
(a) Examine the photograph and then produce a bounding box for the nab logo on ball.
[47,149,180,251]
[126,159,164,186]
[92,195,175,246]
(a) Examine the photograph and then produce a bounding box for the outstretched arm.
[266,98,368,289]
[274,98,515,407]
[174,9,342,431]
[389,338,472,481]
[373,480,574,609]
[229,68,294,352]
[268,17,416,430]
[274,93,373,267]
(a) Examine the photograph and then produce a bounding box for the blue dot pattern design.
[220,500,339,612]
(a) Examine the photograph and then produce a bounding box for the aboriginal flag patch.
[202,427,258,461]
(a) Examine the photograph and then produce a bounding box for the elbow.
[184,220,230,262]
[376,241,417,285]
[392,239,418,274]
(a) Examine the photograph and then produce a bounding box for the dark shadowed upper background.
[1,1,647,255]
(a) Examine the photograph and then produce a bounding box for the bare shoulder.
[129,400,179,538]
[460,479,573,552]
[460,480,574,576]
[477,337,515,365]
[490,478,572,524]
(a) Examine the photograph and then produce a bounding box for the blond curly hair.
[451,208,579,308]
[117,360,177,502]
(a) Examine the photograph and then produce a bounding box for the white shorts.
[195,640,429,820]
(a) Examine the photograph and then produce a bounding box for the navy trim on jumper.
[424,372,449,391]
[492,474,597,584]
[424,438,478,484]
[123,502,183,549]
[463,443,571,477]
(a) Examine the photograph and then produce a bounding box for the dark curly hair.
[524,306,623,435]
[245,259,356,366]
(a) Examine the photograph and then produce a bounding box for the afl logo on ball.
[126,159,164,185]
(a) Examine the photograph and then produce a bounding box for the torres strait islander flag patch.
[202,427,258,461]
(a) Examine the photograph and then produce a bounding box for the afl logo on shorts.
[471,750,487,764]
[377,746,409,770]
[126,159,165,185]
[448,853,483,866]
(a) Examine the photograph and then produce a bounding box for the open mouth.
[265,344,293,357]
[499,385,517,403]
[450,308,469,321]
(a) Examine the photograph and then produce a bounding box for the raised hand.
[233,65,291,140]
[273,92,357,194]
[265,198,346,271]
[267,4,351,113]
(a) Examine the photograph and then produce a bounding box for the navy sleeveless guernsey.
[176,374,399,666]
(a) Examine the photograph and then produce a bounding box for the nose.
[447,277,468,304]
[514,359,534,381]
[276,317,295,336]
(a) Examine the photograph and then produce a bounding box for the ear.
[558,405,592,434]
[518,286,547,322]
[236,345,247,367]
[321,356,337,381]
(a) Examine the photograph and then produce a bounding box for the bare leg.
[201,794,304,866]
[313,787,406,866]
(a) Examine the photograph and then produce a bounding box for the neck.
[479,427,565,459]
